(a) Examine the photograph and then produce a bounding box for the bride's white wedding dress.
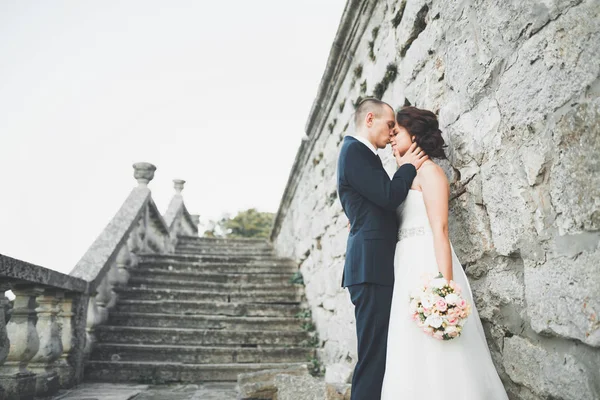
[381,190,508,399]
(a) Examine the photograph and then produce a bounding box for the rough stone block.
[496,1,600,127]
[273,373,326,400]
[481,155,532,256]
[324,363,353,384]
[325,383,351,400]
[237,364,308,400]
[503,336,596,399]
[525,248,600,347]
[550,99,600,234]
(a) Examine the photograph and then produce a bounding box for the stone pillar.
[133,162,156,187]
[83,294,101,359]
[29,290,63,396]
[55,294,75,387]
[112,245,132,287]
[0,283,11,399]
[0,285,43,399]
[0,283,11,366]
[94,276,112,327]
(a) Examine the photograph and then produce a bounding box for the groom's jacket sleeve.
[344,142,416,211]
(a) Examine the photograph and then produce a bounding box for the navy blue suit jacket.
[337,136,416,287]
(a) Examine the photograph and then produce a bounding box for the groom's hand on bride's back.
[395,142,428,170]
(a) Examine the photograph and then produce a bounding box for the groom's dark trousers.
[337,136,416,400]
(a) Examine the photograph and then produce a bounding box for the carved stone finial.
[133,163,156,186]
[173,179,186,194]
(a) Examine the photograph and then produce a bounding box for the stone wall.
[271,0,600,398]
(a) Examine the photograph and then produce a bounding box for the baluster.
[55,294,74,387]
[0,284,9,399]
[0,283,11,367]
[113,245,132,287]
[0,285,42,399]
[83,294,101,359]
[95,276,112,326]
[127,233,140,271]
[105,261,120,311]
[29,290,63,395]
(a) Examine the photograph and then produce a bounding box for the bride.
[380,107,508,399]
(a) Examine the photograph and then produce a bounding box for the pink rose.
[435,299,447,312]
[447,308,460,319]
[423,326,434,336]
[411,312,419,321]
[457,299,467,309]
[447,317,459,326]
[450,281,462,294]
[433,331,444,340]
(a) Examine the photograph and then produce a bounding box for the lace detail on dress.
[397,226,426,242]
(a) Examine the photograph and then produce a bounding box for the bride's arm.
[420,163,453,281]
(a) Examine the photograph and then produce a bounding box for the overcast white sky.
[0,1,346,274]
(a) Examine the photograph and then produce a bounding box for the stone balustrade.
[0,162,199,399]
[0,256,88,399]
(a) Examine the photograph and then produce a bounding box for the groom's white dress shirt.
[353,135,378,156]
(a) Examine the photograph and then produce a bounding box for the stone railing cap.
[1,253,87,293]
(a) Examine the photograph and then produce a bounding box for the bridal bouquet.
[409,273,472,340]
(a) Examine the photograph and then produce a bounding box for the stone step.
[138,253,296,266]
[114,300,305,317]
[178,236,269,246]
[175,244,274,252]
[91,343,314,364]
[107,312,306,331]
[127,276,297,291]
[84,360,307,383]
[174,249,277,258]
[114,287,303,303]
[130,268,294,285]
[136,261,296,275]
[173,248,282,259]
[95,326,311,346]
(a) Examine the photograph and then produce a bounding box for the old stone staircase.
[84,236,314,383]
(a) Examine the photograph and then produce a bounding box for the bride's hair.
[396,106,447,159]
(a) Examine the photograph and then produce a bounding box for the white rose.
[425,315,443,329]
[445,293,459,305]
[432,278,447,289]
[445,326,458,334]
[421,295,435,309]
[409,300,419,312]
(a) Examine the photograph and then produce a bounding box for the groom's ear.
[365,112,374,127]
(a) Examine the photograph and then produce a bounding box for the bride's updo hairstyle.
[396,106,447,159]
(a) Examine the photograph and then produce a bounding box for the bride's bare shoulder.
[418,161,446,179]
[415,160,449,191]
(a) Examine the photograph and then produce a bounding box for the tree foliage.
[203,208,274,239]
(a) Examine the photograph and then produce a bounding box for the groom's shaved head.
[354,98,393,128]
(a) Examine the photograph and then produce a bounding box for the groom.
[337,99,427,399]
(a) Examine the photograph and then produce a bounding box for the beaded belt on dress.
[397,226,426,242]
